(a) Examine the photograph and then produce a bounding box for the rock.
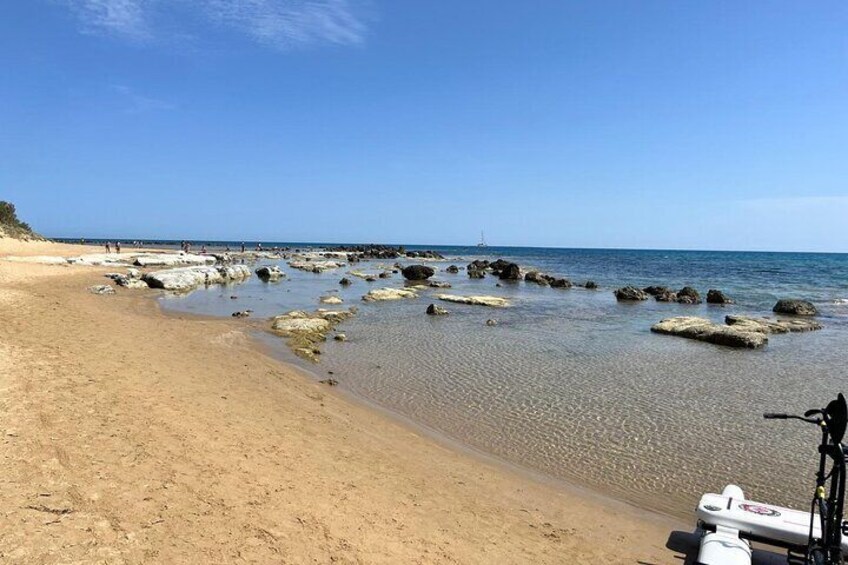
[339,277,352,286]
[271,309,355,362]
[365,276,378,282]
[614,286,649,301]
[362,287,418,302]
[133,253,216,267]
[497,263,521,281]
[255,265,285,282]
[547,277,572,289]
[142,265,251,292]
[401,265,435,281]
[288,259,344,273]
[428,281,451,288]
[126,268,141,279]
[524,271,549,286]
[426,303,449,315]
[435,294,508,307]
[643,286,669,297]
[655,290,678,302]
[232,310,252,318]
[89,285,115,295]
[651,317,768,349]
[485,319,498,326]
[116,276,149,289]
[320,295,343,305]
[467,260,490,271]
[488,259,512,274]
[773,299,818,316]
[446,265,460,273]
[334,333,347,341]
[379,271,391,279]
[584,281,598,290]
[706,289,734,304]
[319,378,339,386]
[676,286,702,304]
[468,270,485,279]
[725,315,822,334]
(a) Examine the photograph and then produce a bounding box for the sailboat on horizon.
[477,230,487,247]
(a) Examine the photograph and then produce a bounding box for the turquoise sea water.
[155,244,848,518]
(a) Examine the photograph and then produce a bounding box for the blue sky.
[1,1,847,251]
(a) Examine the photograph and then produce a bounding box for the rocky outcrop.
[401,265,435,281]
[362,287,418,302]
[142,265,251,292]
[255,265,285,282]
[676,286,702,305]
[435,294,508,307]
[547,277,572,289]
[614,287,649,301]
[725,315,822,334]
[773,299,818,316]
[651,317,768,349]
[467,260,490,271]
[497,263,521,281]
[271,308,355,362]
[655,290,678,302]
[428,281,451,288]
[339,277,352,286]
[288,258,344,273]
[426,304,449,315]
[468,270,485,279]
[584,281,598,290]
[706,289,734,304]
[446,265,460,273]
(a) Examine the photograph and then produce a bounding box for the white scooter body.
[696,485,753,565]
[696,484,848,564]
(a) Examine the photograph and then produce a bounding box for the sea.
[88,240,848,519]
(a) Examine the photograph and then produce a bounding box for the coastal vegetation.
[0,201,42,240]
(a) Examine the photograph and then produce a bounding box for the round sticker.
[738,503,781,517]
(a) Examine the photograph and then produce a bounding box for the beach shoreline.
[0,239,683,563]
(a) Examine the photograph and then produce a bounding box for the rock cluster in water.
[142,264,251,292]
[271,308,356,362]
[652,314,823,349]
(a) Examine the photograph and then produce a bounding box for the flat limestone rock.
[288,259,344,273]
[725,315,823,334]
[319,295,343,305]
[651,316,768,349]
[132,253,215,267]
[362,287,418,302]
[271,309,355,362]
[435,294,509,307]
[255,265,285,282]
[143,265,251,292]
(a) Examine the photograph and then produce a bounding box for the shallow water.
[160,246,848,518]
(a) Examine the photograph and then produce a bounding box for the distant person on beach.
[241,243,245,253]
[115,241,121,254]
[201,245,207,254]
[256,243,262,252]
[105,241,111,253]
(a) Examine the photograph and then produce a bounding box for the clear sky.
[1,1,847,251]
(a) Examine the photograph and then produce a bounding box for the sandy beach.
[0,239,682,564]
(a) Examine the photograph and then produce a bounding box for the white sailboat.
[477,231,487,247]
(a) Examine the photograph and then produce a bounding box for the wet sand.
[0,239,682,564]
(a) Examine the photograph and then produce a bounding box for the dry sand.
[0,239,685,564]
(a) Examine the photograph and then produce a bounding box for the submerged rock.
[445,265,460,273]
[426,303,450,315]
[435,294,508,307]
[255,265,285,282]
[614,286,649,301]
[584,281,598,290]
[725,315,822,334]
[773,299,818,316]
[362,287,418,302]
[547,277,572,289]
[232,310,252,318]
[339,277,352,286]
[651,316,768,349]
[428,281,451,288]
[320,295,344,305]
[401,265,435,281]
[288,259,344,273]
[485,319,498,326]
